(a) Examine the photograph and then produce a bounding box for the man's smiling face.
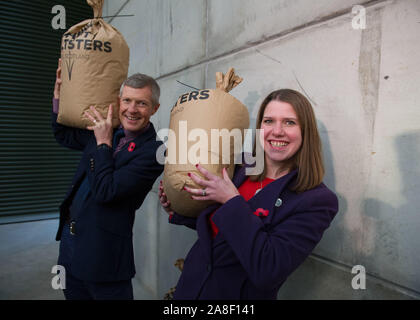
[118,85,159,132]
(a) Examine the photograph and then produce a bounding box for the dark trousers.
[58,222,133,300]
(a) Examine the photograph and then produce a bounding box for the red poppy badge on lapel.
[128,142,136,152]
[253,208,269,217]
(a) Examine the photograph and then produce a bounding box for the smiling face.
[259,100,302,172]
[119,85,159,132]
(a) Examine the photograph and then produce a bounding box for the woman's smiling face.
[260,100,302,169]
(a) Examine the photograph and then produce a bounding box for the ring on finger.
[202,189,207,196]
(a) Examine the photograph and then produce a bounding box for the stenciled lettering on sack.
[61,22,112,53]
[170,90,210,112]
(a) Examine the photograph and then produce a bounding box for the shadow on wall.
[394,131,420,292]
[286,129,420,299]
[282,128,420,299]
[361,131,420,294]
[278,120,348,299]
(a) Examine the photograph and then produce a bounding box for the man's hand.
[158,181,175,216]
[85,104,113,147]
[54,58,62,99]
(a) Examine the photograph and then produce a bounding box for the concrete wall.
[0,0,418,301]
[109,0,419,299]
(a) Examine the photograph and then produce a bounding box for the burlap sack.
[163,68,249,217]
[58,0,129,128]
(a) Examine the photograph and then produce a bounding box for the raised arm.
[51,58,92,150]
[87,140,164,206]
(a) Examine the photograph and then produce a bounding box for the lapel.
[113,122,157,166]
[196,164,298,260]
[112,127,125,149]
[224,165,298,225]
[231,165,248,188]
[245,169,297,225]
[72,123,157,191]
[65,125,157,204]
[195,164,248,244]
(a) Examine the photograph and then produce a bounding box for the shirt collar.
[119,122,151,140]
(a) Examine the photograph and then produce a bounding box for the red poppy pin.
[128,142,136,152]
[253,208,269,217]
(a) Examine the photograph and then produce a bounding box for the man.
[52,59,164,299]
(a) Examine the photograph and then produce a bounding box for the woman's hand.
[54,58,62,99]
[85,105,113,147]
[185,164,240,204]
[159,181,174,216]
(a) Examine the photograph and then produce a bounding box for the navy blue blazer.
[170,165,338,299]
[52,112,164,282]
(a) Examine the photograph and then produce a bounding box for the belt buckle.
[70,221,76,235]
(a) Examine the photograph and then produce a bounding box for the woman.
[159,89,338,299]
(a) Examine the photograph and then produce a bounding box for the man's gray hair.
[119,73,160,106]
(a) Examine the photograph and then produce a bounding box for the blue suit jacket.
[170,165,339,299]
[52,113,164,282]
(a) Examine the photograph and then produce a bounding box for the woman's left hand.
[185,164,240,204]
[85,105,114,147]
